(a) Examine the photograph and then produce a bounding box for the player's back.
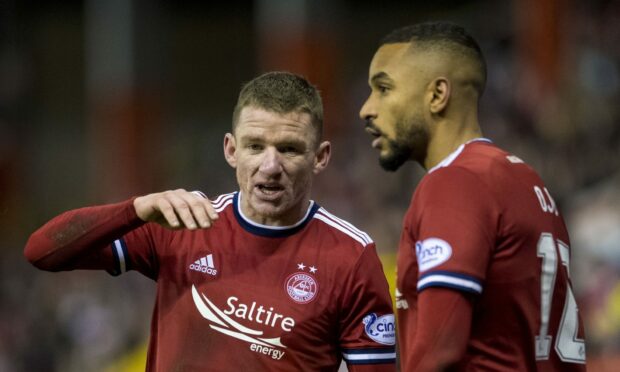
[453,142,586,371]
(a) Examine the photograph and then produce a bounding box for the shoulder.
[412,146,507,221]
[449,142,539,181]
[311,206,374,249]
[202,192,236,212]
[423,142,539,194]
[418,165,489,204]
[310,207,386,289]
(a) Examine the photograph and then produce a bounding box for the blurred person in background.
[359,21,586,371]
[24,71,395,371]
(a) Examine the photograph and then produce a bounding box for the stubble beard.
[379,116,429,172]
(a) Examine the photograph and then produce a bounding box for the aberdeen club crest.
[285,272,318,304]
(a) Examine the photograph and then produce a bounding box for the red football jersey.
[105,192,395,371]
[396,139,586,371]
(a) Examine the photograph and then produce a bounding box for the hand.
[133,189,219,230]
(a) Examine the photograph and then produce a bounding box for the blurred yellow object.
[608,282,620,330]
[380,252,398,307]
[104,343,148,372]
[593,281,620,339]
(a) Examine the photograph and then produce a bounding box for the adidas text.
[189,254,217,276]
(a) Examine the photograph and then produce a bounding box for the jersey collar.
[233,192,320,237]
[428,137,492,174]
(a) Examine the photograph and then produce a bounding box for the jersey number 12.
[535,232,586,364]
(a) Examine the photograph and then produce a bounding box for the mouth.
[364,122,383,149]
[255,183,285,198]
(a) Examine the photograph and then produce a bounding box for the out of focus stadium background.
[1,0,619,370]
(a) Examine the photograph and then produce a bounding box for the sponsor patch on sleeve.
[362,313,395,345]
[415,238,452,272]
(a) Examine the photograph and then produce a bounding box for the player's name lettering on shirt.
[533,185,559,216]
[224,296,295,332]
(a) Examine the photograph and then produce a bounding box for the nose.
[259,147,283,176]
[359,95,376,122]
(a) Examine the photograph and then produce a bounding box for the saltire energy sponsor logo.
[415,238,452,272]
[362,313,395,345]
[285,272,318,304]
[191,285,291,360]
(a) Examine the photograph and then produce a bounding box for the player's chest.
[156,237,340,359]
[160,233,337,327]
[184,248,327,314]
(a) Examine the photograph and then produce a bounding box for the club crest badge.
[285,272,318,304]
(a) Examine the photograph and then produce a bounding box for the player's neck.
[238,193,313,227]
[423,118,482,171]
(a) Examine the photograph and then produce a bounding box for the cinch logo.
[415,238,452,272]
[189,254,217,276]
[363,313,395,345]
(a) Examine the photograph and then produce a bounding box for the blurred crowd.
[1,1,619,371]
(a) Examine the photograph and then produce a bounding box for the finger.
[204,198,219,221]
[179,192,212,228]
[156,197,181,228]
[191,191,219,224]
[166,191,200,230]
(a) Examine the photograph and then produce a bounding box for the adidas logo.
[189,254,217,276]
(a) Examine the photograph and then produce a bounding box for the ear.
[223,133,237,168]
[313,141,331,175]
[429,77,451,114]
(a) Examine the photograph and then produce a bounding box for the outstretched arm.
[24,189,218,272]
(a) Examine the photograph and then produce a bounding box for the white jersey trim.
[342,348,396,365]
[428,138,492,173]
[417,273,483,294]
[211,192,235,206]
[213,194,234,212]
[313,208,373,247]
[191,191,235,212]
[113,239,127,273]
[342,351,397,361]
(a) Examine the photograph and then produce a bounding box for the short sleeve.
[338,244,396,370]
[412,167,498,295]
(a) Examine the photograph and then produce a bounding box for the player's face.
[224,107,331,225]
[360,43,430,171]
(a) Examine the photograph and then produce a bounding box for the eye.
[279,145,301,155]
[377,85,390,94]
[247,143,263,151]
